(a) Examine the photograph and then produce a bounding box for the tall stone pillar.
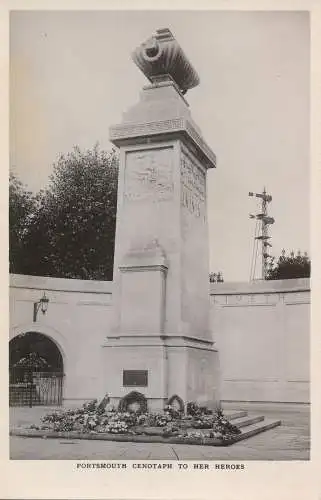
[103,28,220,411]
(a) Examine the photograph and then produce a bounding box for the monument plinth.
[104,28,220,411]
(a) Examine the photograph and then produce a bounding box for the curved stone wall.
[9,274,310,404]
[10,274,114,405]
[210,278,310,403]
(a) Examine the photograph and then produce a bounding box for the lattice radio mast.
[249,188,275,281]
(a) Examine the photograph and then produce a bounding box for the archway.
[9,332,64,407]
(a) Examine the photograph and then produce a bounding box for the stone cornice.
[119,264,168,274]
[9,273,114,295]
[119,240,169,274]
[210,278,311,295]
[110,117,216,170]
[11,274,309,296]
[103,334,216,351]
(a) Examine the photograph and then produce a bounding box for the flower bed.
[26,399,241,445]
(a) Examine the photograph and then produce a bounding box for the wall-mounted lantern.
[33,292,49,322]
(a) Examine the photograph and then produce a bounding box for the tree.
[209,271,224,283]
[9,173,37,274]
[12,145,119,280]
[266,249,310,280]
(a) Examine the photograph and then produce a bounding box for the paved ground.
[9,403,310,460]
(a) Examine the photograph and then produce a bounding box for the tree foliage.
[266,249,310,280]
[209,271,224,283]
[10,145,118,280]
[9,173,37,274]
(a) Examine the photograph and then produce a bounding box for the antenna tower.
[249,188,275,280]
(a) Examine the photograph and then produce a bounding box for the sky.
[9,10,310,282]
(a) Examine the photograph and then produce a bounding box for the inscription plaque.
[123,370,148,387]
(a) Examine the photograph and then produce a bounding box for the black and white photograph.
[8,7,311,469]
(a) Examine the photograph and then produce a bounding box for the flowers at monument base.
[28,399,241,442]
[153,411,173,427]
[163,404,182,420]
[212,407,241,438]
[191,415,215,429]
[186,401,213,417]
[161,423,180,437]
[40,406,135,434]
[103,418,129,434]
[184,430,206,442]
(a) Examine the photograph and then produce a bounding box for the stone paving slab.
[9,430,309,461]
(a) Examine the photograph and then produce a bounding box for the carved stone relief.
[124,148,174,202]
[180,151,206,220]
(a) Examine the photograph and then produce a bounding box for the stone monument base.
[103,335,220,412]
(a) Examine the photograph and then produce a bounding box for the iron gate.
[9,366,64,407]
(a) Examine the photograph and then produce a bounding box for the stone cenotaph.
[104,28,220,411]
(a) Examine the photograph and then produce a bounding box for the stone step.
[231,414,265,429]
[225,410,248,421]
[233,418,281,443]
[10,418,282,446]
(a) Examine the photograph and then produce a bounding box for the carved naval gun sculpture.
[104,28,220,412]
[131,28,199,94]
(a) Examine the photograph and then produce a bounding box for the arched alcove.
[9,332,64,407]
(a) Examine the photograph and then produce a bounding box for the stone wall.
[210,278,310,403]
[9,274,114,405]
[9,274,310,404]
